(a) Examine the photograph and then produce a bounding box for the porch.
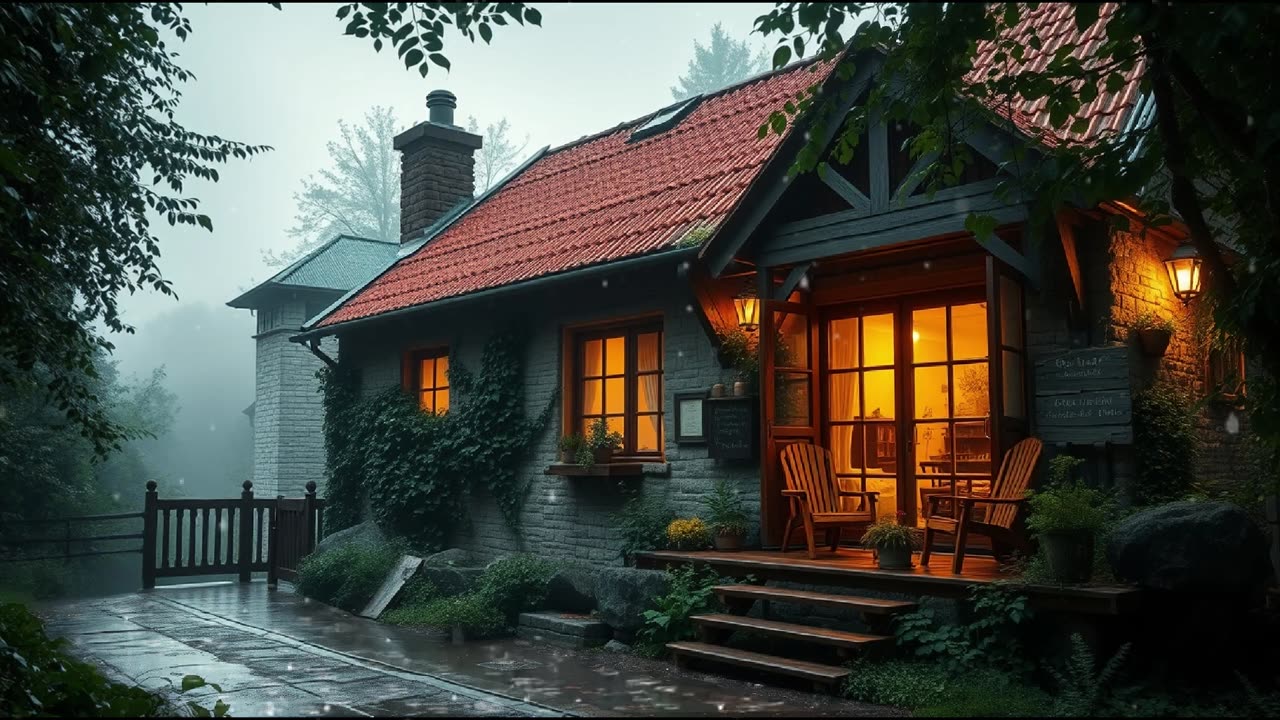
[634,547,1141,617]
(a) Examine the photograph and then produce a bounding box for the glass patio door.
[822,293,995,527]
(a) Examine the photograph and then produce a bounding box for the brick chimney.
[393,89,483,244]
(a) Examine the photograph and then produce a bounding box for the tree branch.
[1142,30,1236,300]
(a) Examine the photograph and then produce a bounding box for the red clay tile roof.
[970,3,1145,146]
[319,6,1146,329]
[318,60,834,328]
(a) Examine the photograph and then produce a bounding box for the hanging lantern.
[734,283,760,332]
[1163,243,1203,304]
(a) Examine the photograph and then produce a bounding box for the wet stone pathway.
[40,582,896,717]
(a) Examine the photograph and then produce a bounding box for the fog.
[106,3,773,500]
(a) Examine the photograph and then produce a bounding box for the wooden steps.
[713,584,918,616]
[693,613,891,650]
[667,584,916,695]
[667,641,850,688]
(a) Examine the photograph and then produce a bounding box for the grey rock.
[423,548,474,568]
[1107,501,1269,594]
[313,521,386,557]
[546,563,598,613]
[593,567,670,634]
[418,566,485,597]
[603,639,632,654]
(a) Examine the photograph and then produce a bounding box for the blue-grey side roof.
[227,235,400,308]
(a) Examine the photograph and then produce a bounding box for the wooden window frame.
[562,315,665,461]
[403,346,450,414]
[1206,336,1247,405]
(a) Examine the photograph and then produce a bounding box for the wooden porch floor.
[634,548,1141,616]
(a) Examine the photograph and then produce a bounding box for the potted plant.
[702,478,750,551]
[666,517,711,550]
[1132,311,1175,357]
[586,417,623,465]
[1025,456,1112,584]
[860,513,921,570]
[558,433,585,464]
[718,329,759,394]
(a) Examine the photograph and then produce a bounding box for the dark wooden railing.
[0,512,145,562]
[141,480,324,589]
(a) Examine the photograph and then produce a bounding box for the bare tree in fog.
[467,116,530,192]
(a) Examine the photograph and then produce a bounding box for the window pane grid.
[574,323,663,457]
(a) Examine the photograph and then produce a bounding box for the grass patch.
[381,593,504,638]
[843,660,1050,716]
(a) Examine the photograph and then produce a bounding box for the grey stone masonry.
[253,298,335,499]
[393,116,482,244]
[338,257,759,567]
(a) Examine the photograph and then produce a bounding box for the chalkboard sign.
[1034,346,1133,444]
[705,396,759,460]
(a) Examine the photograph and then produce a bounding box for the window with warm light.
[410,349,450,414]
[1206,336,1247,403]
[572,321,664,457]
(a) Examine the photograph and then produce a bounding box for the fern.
[1047,633,1130,717]
[1238,672,1280,719]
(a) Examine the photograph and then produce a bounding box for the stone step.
[692,613,892,651]
[516,611,610,649]
[713,584,918,616]
[667,641,849,688]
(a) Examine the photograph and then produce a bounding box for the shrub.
[1046,633,1132,717]
[895,585,1033,676]
[916,669,1052,717]
[381,593,504,638]
[842,659,951,708]
[1025,463,1113,536]
[614,493,676,563]
[1,602,171,717]
[476,554,557,621]
[1132,381,1198,505]
[296,540,405,613]
[634,564,725,657]
[665,517,711,550]
[384,575,439,614]
[1132,310,1176,334]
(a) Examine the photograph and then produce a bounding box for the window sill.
[544,462,670,478]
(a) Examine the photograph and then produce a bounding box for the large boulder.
[546,563,599,613]
[423,548,474,568]
[313,521,386,558]
[418,565,485,597]
[1107,501,1269,594]
[594,567,670,637]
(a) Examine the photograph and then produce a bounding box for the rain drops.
[1225,411,1241,435]
[685,304,694,314]
[798,274,810,290]
[601,278,609,289]
[923,260,933,271]
[209,423,217,432]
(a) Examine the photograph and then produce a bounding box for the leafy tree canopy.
[749,2,1280,464]
[671,22,768,101]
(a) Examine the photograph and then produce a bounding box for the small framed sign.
[674,392,706,444]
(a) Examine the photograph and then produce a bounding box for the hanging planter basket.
[1136,328,1172,357]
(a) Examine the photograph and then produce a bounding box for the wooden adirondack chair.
[920,437,1043,574]
[779,443,880,559]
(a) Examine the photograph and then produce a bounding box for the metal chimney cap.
[426,89,458,126]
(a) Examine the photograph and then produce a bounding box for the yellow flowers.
[666,517,710,550]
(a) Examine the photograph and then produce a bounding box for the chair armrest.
[957,496,1025,507]
[837,489,880,498]
[924,493,952,511]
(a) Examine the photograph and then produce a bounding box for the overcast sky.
[117,2,776,330]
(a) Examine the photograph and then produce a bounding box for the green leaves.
[772,45,791,70]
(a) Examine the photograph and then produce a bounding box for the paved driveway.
[40,582,897,717]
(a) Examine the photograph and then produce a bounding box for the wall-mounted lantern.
[1163,242,1203,304]
[734,283,760,332]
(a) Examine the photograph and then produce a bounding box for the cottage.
[294,9,1256,573]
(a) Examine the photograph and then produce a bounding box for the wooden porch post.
[267,494,280,588]
[238,480,254,583]
[304,481,318,555]
[141,480,158,590]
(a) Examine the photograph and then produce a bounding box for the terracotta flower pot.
[712,530,745,552]
[711,383,726,398]
[1137,328,1172,357]
[560,449,575,464]
[592,447,615,465]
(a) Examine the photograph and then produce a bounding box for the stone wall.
[1104,225,1262,492]
[253,299,336,498]
[339,259,760,566]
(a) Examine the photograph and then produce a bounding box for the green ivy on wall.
[1131,380,1199,505]
[319,331,556,548]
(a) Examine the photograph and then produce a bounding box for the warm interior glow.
[734,292,760,331]
[912,330,920,343]
[1164,243,1203,304]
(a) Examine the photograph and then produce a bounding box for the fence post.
[304,481,318,555]
[266,495,280,589]
[142,481,158,590]
[238,480,254,583]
